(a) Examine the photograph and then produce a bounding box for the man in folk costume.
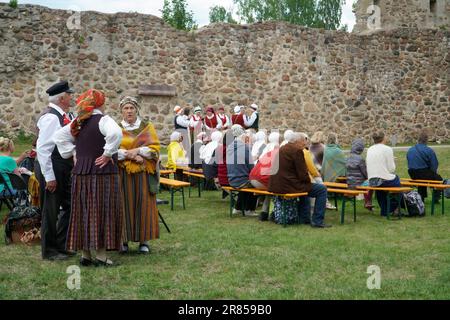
[189,106,204,143]
[35,80,75,260]
[204,106,222,140]
[117,96,160,254]
[217,106,231,131]
[231,105,246,128]
[53,89,124,266]
[244,103,259,132]
[173,105,191,154]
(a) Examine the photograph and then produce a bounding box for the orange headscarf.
[71,89,105,137]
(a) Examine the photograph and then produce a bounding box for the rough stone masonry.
[0,2,449,144]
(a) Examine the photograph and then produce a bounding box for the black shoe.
[60,250,77,257]
[259,212,269,221]
[95,258,117,267]
[46,253,69,261]
[311,223,332,228]
[79,256,97,267]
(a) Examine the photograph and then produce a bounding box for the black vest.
[38,108,71,163]
[249,113,259,130]
[174,115,187,130]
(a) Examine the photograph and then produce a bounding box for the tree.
[209,5,237,24]
[233,0,346,30]
[161,0,197,31]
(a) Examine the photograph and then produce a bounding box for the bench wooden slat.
[356,186,412,193]
[324,182,349,189]
[160,177,190,188]
[160,170,175,175]
[400,178,443,184]
[183,171,205,179]
[401,181,450,189]
[327,188,367,196]
[222,186,307,199]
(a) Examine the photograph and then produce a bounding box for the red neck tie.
[63,113,71,126]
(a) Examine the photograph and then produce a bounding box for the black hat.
[46,80,74,96]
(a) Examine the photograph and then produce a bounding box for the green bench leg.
[170,188,174,211]
[431,191,436,216]
[334,194,338,211]
[188,176,192,198]
[182,187,186,210]
[386,192,391,220]
[198,177,201,198]
[353,196,357,222]
[340,195,346,224]
[442,190,445,215]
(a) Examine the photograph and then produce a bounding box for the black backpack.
[403,191,425,217]
[443,179,450,199]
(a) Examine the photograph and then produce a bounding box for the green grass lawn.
[1,144,449,299]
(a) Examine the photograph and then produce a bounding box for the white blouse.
[53,109,123,159]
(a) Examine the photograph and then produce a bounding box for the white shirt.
[244,111,258,127]
[117,117,157,161]
[36,103,68,182]
[176,114,190,128]
[366,143,396,181]
[204,114,223,130]
[53,109,123,160]
[121,117,141,131]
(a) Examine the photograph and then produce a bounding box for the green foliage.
[233,0,346,30]
[161,0,198,31]
[209,5,237,24]
[8,0,18,9]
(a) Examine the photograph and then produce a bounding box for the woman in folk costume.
[53,89,123,267]
[231,105,246,127]
[117,97,160,254]
[217,106,231,131]
[204,106,222,140]
[189,106,204,143]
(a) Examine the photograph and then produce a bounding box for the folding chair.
[0,172,29,211]
[0,173,15,211]
[157,199,171,233]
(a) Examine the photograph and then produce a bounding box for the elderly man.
[268,132,330,228]
[35,80,75,260]
[244,103,259,131]
[226,124,258,216]
[407,129,443,201]
[173,105,191,153]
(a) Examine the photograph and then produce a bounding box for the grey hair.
[48,92,66,105]
[327,133,338,145]
[418,130,429,144]
[287,132,306,143]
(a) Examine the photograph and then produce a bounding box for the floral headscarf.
[71,89,105,137]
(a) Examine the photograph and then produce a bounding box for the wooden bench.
[221,186,307,227]
[400,180,450,215]
[183,170,206,198]
[159,177,190,210]
[160,169,175,176]
[400,178,443,184]
[356,186,413,219]
[323,183,368,224]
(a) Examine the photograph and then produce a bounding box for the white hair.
[284,129,294,141]
[48,92,66,105]
[170,131,181,142]
[255,130,266,142]
[287,132,306,143]
[268,132,280,144]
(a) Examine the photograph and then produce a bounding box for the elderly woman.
[322,133,346,183]
[204,106,222,139]
[226,124,258,216]
[309,131,326,171]
[0,137,30,196]
[251,130,267,162]
[260,132,280,157]
[268,132,330,227]
[117,97,161,254]
[166,131,189,180]
[54,89,123,266]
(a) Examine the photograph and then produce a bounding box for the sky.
[1,0,357,30]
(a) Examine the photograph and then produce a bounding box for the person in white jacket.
[366,130,402,217]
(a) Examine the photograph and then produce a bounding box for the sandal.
[80,256,96,267]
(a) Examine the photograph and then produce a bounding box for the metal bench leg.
[353,196,357,222]
[170,188,174,211]
[334,194,338,211]
[198,177,201,198]
[188,176,192,198]
[431,191,436,216]
[181,187,186,210]
[340,195,346,224]
[386,192,391,220]
[229,191,234,217]
[442,190,445,215]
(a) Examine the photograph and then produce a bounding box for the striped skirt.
[67,174,123,251]
[120,168,159,243]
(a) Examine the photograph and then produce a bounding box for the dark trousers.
[408,168,442,201]
[375,175,401,217]
[235,192,258,211]
[35,159,73,259]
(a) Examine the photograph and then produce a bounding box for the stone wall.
[353,0,450,35]
[0,3,449,145]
